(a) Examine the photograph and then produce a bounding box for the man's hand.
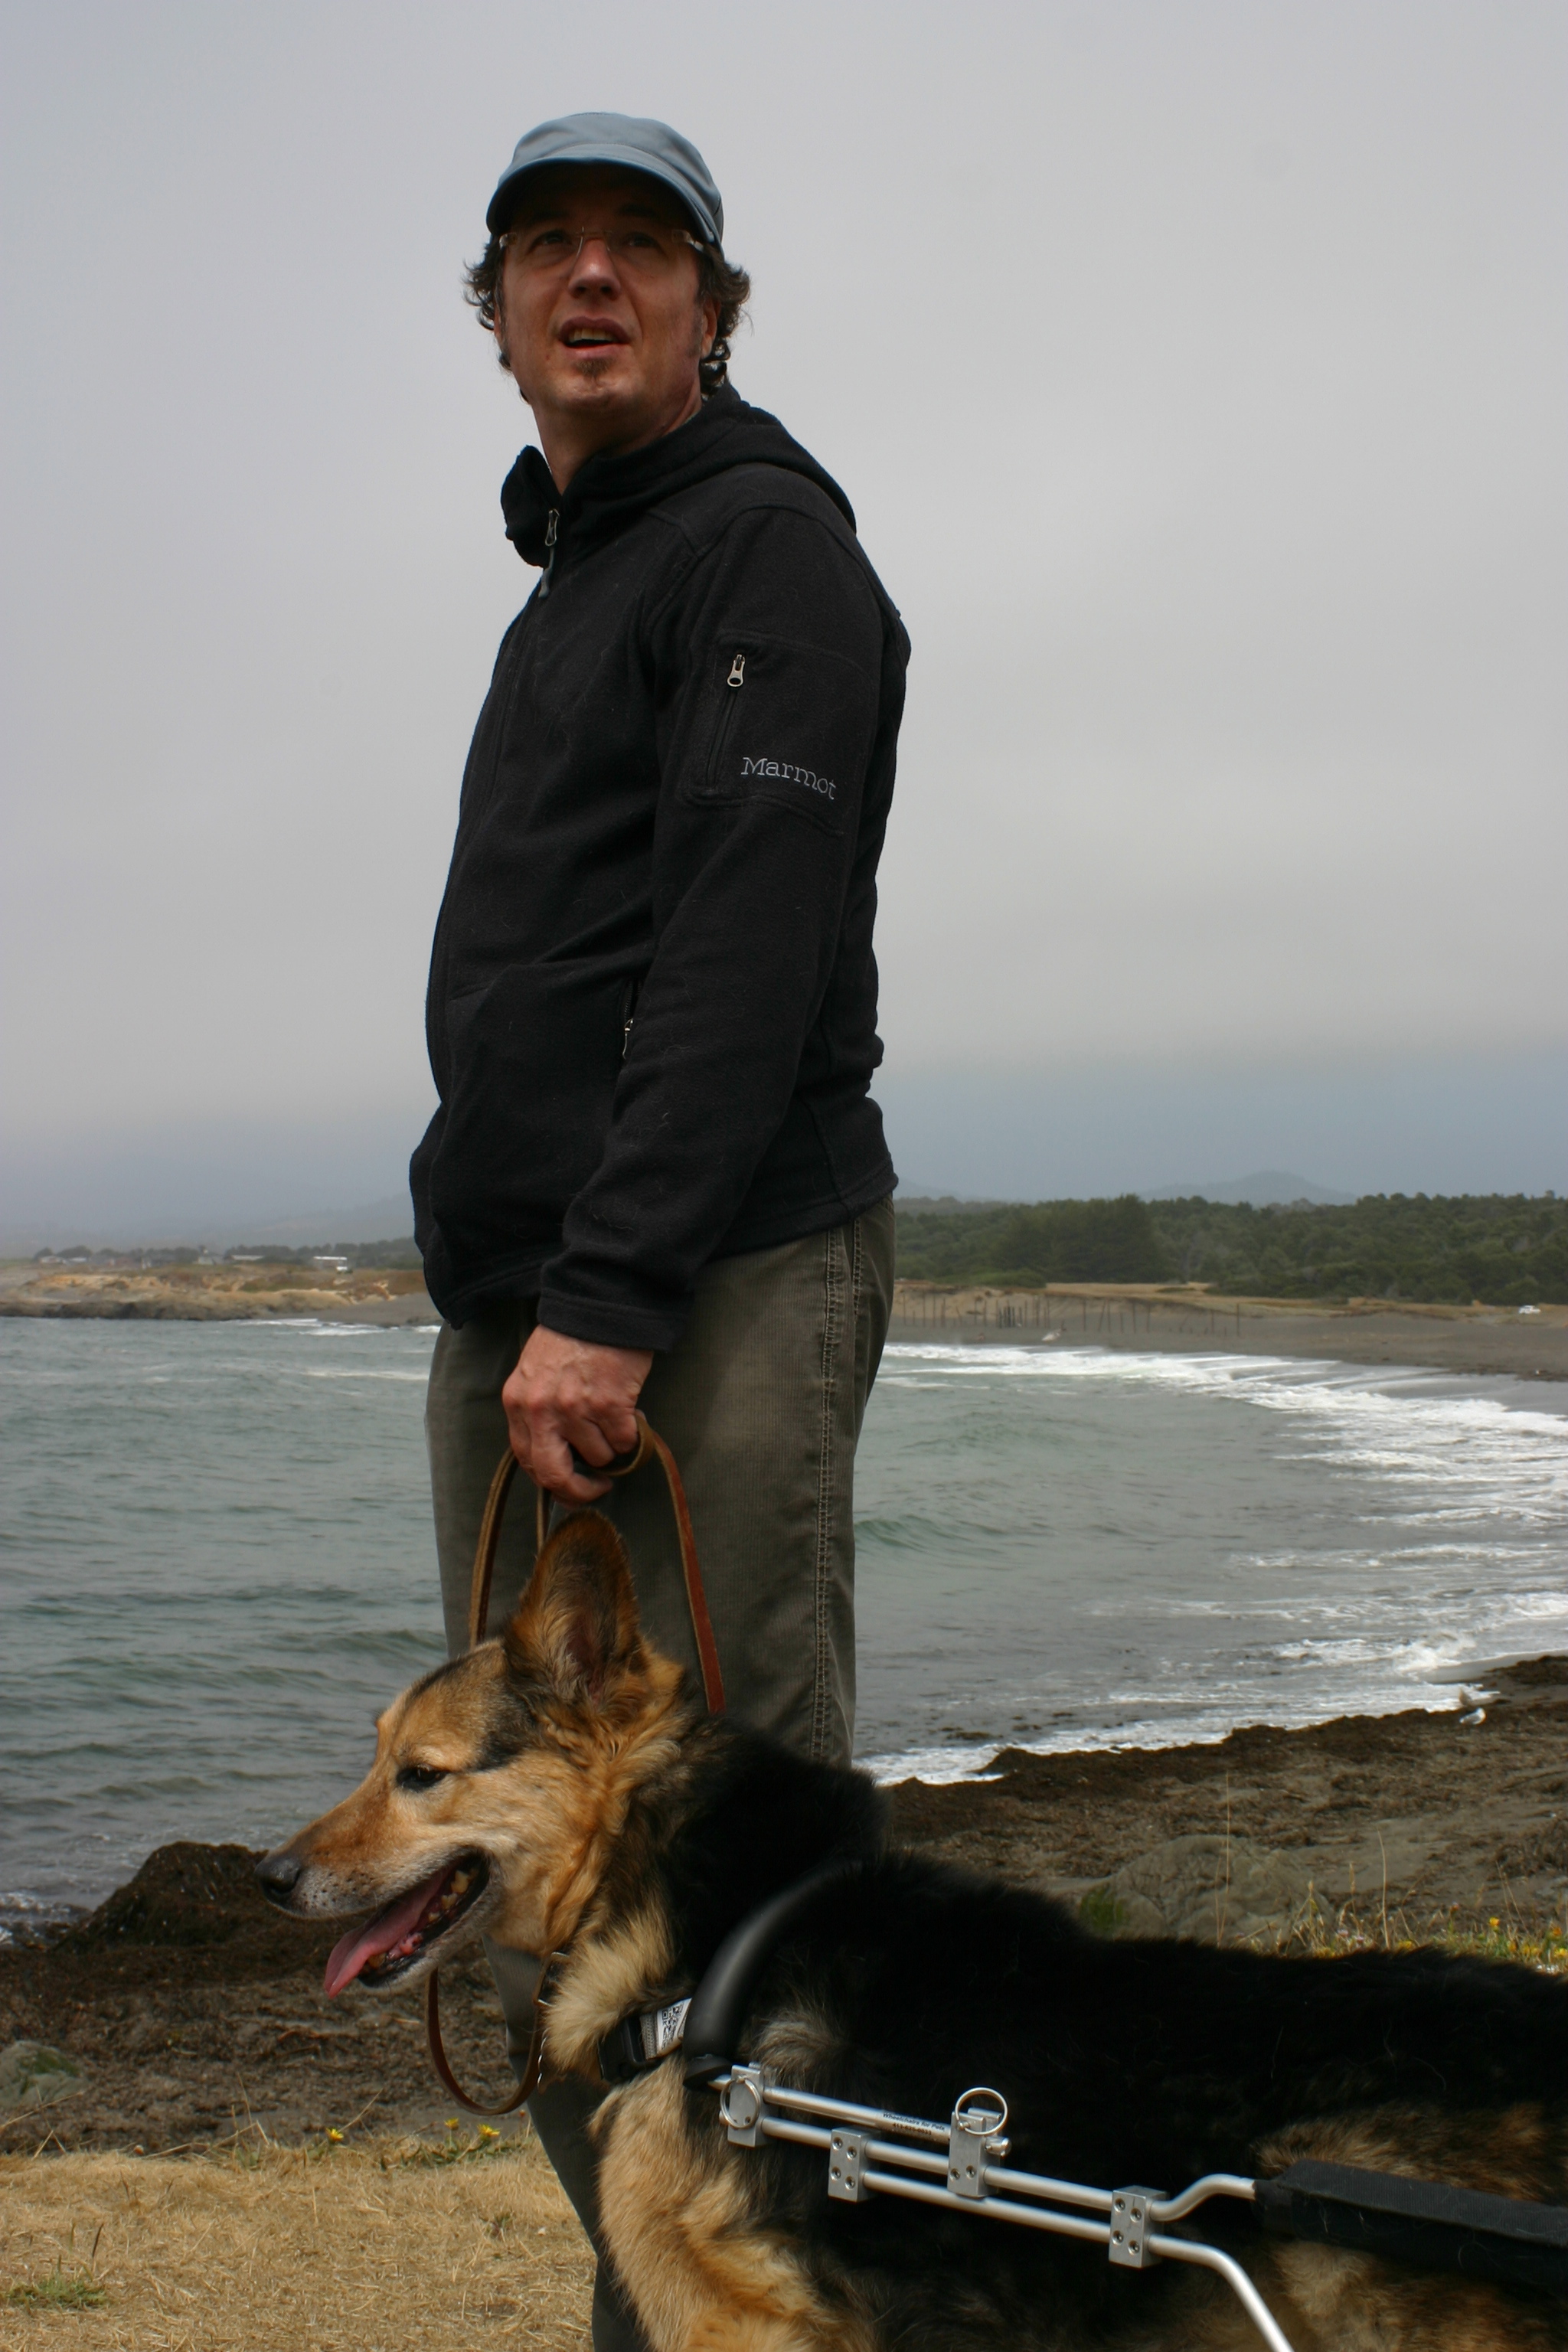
[502,1326,654,1503]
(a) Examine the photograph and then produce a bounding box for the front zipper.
[538,508,560,600]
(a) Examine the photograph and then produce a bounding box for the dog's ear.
[502,1509,645,1707]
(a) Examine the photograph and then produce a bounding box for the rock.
[60,1841,268,1952]
[0,2040,84,2114]
[1079,1834,1323,1945]
[47,1840,339,1986]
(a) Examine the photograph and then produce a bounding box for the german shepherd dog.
[258,1512,1568,2350]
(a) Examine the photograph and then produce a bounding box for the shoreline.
[5,1261,1566,1375]
[5,1660,1564,2154]
[889,1283,1568,1382]
[0,1260,436,1327]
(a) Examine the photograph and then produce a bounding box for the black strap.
[1256,2159,1568,2295]
[681,1858,866,2086]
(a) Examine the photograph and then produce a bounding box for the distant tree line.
[32,1237,426,1270]
[223,1237,424,1271]
[893,1193,1566,1306]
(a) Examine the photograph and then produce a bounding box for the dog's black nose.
[254,1851,302,1903]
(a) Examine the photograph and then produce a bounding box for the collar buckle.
[599,1994,691,2085]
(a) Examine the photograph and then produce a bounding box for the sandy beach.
[889,1282,1568,1381]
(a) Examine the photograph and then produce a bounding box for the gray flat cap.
[486,111,724,244]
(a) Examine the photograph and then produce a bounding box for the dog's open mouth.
[323,1855,489,1997]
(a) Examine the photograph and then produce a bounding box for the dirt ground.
[3,1655,1564,2168]
[892,1652,1568,1947]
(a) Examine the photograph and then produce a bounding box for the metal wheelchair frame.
[713,2069,1297,2352]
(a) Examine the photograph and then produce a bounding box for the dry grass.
[0,2128,591,2350]
[1256,1890,1568,1974]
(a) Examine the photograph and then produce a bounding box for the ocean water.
[3,1319,1566,1935]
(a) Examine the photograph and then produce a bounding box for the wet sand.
[5,1658,1563,2157]
[889,1284,1568,1382]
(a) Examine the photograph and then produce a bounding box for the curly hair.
[463,227,750,398]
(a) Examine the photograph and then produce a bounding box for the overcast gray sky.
[2,0,1563,1233]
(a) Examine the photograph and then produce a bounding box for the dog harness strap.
[598,1860,865,2088]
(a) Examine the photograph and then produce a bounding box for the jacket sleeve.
[535,504,889,1351]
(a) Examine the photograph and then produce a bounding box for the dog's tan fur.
[598,2065,876,2352]
[263,1514,1568,2352]
[266,1517,690,1970]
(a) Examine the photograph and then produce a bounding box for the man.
[413,113,906,2348]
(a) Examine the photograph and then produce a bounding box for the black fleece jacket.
[410,389,907,1349]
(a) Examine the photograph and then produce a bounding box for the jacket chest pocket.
[686,632,876,835]
[701,642,754,788]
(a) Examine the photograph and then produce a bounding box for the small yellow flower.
[1489,1916,1500,1930]
[446,2118,459,2132]
[327,2128,344,2142]
[479,2125,499,2139]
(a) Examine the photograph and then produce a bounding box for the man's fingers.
[502,1384,546,1468]
[504,1403,613,1500]
[533,1429,611,1502]
[501,1333,650,1502]
[599,1403,642,1459]
[566,1419,616,1468]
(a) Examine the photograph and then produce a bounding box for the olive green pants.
[425,1201,894,2348]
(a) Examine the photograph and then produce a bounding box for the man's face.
[495,165,719,464]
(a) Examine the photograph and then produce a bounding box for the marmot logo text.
[741,756,836,802]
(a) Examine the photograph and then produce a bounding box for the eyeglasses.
[500,222,706,279]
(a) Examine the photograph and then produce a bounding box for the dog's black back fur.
[629,1717,1568,2346]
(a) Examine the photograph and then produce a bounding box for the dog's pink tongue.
[324,1864,450,1998]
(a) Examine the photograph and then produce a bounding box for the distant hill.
[237,1197,416,1246]
[893,1187,1004,1216]
[1143,1171,1355,1207]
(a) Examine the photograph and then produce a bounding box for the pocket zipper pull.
[727,653,746,688]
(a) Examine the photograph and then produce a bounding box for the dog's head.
[254,1509,684,1995]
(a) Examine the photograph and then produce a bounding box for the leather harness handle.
[467,1410,726,1715]
[434,1412,724,2114]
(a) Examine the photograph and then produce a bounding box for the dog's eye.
[397,1764,448,1793]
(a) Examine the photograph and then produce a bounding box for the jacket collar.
[499,387,854,573]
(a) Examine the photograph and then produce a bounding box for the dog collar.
[599,1995,691,2084]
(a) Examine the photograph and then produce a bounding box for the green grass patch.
[1077,1885,1129,1936]
[5,2264,107,2310]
